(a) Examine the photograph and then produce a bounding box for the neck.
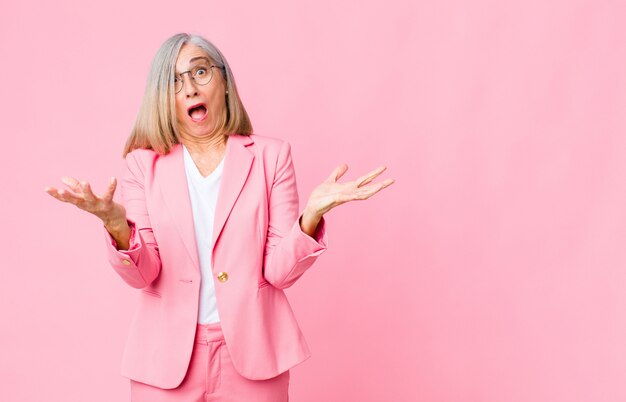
[179,132,227,156]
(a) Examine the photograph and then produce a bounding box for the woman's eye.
[196,68,207,75]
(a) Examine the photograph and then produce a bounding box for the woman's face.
[174,44,227,139]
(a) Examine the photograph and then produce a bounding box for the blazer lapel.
[212,135,255,257]
[156,134,255,274]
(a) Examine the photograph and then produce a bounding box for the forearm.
[299,207,322,239]
[104,216,131,251]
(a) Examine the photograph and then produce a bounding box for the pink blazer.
[102,133,328,389]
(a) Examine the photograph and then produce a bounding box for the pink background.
[2,0,626,401]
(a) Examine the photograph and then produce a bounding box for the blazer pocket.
[141,288,162,298]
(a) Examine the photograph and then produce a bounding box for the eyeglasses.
[174,64,222,94]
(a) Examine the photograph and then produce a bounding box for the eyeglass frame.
[173,64,225,94]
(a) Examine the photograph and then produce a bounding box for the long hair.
[122,33,253,158]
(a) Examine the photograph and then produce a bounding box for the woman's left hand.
[304,164,395,218]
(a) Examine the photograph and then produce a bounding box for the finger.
[379,178,395,188]
[44,186,59,197]
[80,181,98,202]
[355,166,387,188]
[46,187,83,204]
[61,176,83,193]
[328,164,348,183]
[46,187,82,201]
[364,179,394,193]
[59,186,82,199]
[363,179,395,197]
[345,179,394,201]
[102,177,117,202]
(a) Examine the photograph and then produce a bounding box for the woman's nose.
[183,75,198,96]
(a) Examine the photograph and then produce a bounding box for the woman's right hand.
[44,176,126,226]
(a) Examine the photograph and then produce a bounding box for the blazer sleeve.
[102,151,162,289]
[263,140,329,289]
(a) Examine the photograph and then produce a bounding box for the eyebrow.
[175,57,211,74]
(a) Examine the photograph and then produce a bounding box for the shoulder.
[246,133,289,150]
[245,133,292,161]
[126,147,160,161]
[124,147,160,176]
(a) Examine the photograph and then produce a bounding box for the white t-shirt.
[182,144,225,324]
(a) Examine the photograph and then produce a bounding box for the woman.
[45,33,394,401]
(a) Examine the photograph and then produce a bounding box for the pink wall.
[2,0,626,401]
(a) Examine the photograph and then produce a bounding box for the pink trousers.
[130,321,290,402]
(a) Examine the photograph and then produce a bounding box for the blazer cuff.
[293,212,328,256]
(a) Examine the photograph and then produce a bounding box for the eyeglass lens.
[174,64,213,93]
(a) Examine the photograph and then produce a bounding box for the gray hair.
[122,33,252,157]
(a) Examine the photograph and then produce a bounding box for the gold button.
[217,272,229,282]
[122,259,131,266]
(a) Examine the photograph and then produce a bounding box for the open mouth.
[187,104,208,122]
